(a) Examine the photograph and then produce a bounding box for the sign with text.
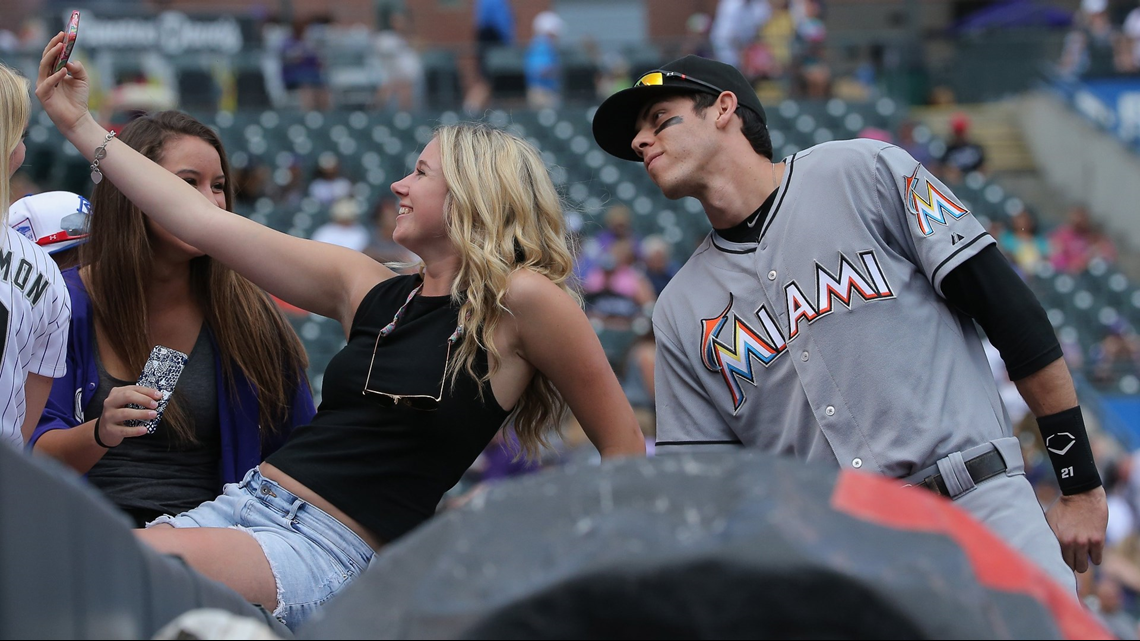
[73,11,246,55]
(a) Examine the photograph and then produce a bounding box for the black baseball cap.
[592,55,767,162]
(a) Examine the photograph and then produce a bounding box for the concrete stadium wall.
[1019,91,1140,256]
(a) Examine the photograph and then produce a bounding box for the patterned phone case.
[126,345,188,434]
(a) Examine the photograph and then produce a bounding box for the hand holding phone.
[53,11,80,74]
[126,345,188,434]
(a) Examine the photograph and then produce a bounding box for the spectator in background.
[595,203,642,257]
[793,0,830,98]
[1085,575,1139,640]
[998,205,1051,277]
[1123,2,1140,73]
[1088,322,1140,389]
[1050,204,1118,274]
[710,0,771,69]
[372,11,423,112]
[583,239,655,330]
[641,235,679,296]
[467,0,515,114]
[307,152,353,206]
[896,119,934,167]
[267,154,306,210]
[8,190,91,271]
[679,13,714,60]
[280,19,330,111]
[578,203,642,277]
[1059,0,1121,79]
[940,112,986,176]
[312,198,370,252]
[595,52,632,99]
[621,329,658,451]
[525,11,564,109]
[232,157,271,208]
[747,0,795,81]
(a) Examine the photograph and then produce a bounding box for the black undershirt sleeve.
[939,244,1063,381]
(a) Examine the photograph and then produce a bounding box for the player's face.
[8,137,25,178]
[631,96,714,199]
[150,135,225,259]
[390,137,452,259]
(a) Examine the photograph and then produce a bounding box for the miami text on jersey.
[700,250,894,413]
[905,166,969,237]
[0,248,53,306]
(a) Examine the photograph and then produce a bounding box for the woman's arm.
[21,374,55,445]
[34,383,163,473]
[35,35,391,329]
[506,271,645,458]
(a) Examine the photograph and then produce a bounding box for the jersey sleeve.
[874,144,995,295]
[652,313,742,454]
[30,261,70,378]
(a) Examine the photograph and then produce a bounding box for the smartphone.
[53,11,80,74]
[126,345,188,434]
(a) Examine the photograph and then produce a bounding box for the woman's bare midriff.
[259,462,385,551]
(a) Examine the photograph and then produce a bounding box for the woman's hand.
[34,32,95,138]
[97,385,164,448]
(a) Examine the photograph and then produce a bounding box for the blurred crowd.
[1059,0,1140,79]
[6,4,1140,627]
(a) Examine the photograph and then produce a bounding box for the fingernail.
[148,411,157,418]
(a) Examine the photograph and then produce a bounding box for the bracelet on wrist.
[92,416,114,449]
[90,130,116,184]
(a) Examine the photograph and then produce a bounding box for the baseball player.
[591,55,1107,592]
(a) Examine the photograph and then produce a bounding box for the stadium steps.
[911,102,1037,173]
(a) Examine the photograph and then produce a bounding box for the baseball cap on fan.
[9,191,92,254]
[592,55,767,162]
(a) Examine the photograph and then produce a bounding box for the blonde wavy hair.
[0,63,30,234]
[435,122,579,460]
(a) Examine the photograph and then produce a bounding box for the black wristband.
[1037,406,1101,495]
[92,416,114,449]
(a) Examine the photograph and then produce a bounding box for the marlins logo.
[905,166,969,237]
[700,295,784,413]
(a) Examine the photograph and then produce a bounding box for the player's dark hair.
[691,92,773,160]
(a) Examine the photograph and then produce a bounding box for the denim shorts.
[147,467,374,629]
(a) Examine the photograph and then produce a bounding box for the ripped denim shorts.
[148,466,374,629]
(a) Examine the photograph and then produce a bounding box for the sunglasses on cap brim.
[635,70,726,96]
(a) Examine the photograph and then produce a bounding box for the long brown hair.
[81,111,308,443]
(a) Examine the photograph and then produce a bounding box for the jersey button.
[825,405,835,416]
[800,351,809,361]
[852,458,863,468]
[767,270,777,281]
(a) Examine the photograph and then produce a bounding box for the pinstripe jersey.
[653,139,1006,478]
[0,226,69,447]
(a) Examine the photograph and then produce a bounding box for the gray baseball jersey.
[0,227,70,448]
[653,139,1006,477]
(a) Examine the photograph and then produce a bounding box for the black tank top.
[266,275,512,543]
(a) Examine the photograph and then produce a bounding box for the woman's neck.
[145,253,195,307]
[420,255,461,297]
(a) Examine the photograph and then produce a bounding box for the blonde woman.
[0,63,70,448]
[37,35,644,629]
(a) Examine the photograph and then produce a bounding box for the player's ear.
[714,92,739,129]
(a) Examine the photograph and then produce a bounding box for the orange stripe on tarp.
[831,470,1112,641]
